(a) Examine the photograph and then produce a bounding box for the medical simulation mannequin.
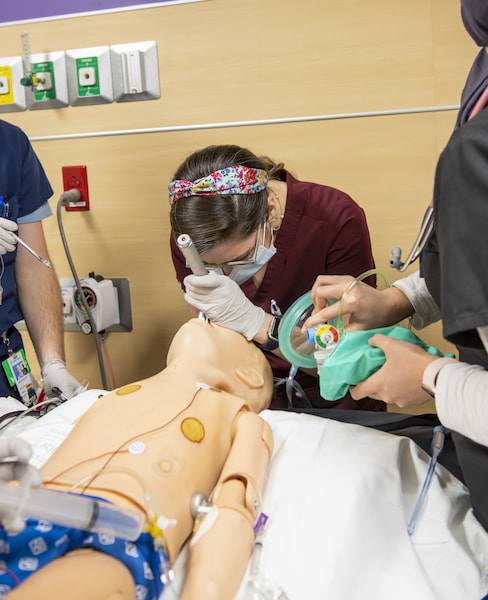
[5,319,274,600]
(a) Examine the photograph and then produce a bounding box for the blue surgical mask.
[228,232,277,285]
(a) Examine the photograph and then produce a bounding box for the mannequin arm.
[180,410,273,600]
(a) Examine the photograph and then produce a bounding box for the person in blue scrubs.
[0,119,80,402]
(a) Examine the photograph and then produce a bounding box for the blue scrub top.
[0,119,53,334]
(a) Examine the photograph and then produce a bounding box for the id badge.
[2,350,38,406]
[0,195,9,218]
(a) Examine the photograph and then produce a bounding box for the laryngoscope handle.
[177,234,208,276]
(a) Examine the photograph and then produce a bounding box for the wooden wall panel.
[0,0,479,395]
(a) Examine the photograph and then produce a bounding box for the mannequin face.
[167,319,273,412]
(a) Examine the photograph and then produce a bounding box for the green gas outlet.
[25,51,68,110]
[33,61,56,101]
[66,46,112,106]
[76,57,100,97]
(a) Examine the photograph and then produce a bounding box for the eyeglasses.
[186,222,266,271]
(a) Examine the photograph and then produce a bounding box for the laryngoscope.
[177,234,209,321]
[176,234,208,276]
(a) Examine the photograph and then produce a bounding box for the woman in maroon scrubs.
[169,144,383,411]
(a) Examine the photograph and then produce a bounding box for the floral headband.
[168,165,268,204]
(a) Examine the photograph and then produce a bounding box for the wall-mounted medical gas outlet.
[24,52,69,110]
[73,277,117,334]
[66,46,113,106]
[110,41,160,103]
[60,277,132,333]
[16,277,131,333]
[62,165,90,211]
[0,57,26,112]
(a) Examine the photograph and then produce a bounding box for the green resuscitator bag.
[319,326,453,401]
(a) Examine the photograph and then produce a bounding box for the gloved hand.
[41,358,82,400]
[184,272,266,341]
[0,437,43,533]
[0,218,18,255]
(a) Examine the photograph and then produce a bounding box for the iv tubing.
[407,426,445,535]
[0,396,64,435]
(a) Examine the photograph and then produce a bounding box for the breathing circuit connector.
[430,426,445,458]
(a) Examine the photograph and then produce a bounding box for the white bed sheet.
[1,391,487,600]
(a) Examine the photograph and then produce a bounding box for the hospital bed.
[1,390,487,600]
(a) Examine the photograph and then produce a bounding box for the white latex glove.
[0,218,18,255]
[0,437,43,533]
[184,272,266,341]
[41,358,82,400]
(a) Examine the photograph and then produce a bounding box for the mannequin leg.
[7,548,136,600]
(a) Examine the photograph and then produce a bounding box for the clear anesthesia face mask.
[278,292,341,369]
[278,269,389,370]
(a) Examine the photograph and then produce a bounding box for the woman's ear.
[234,367,265,389]
[266,187,284,229]
[266,191,279,220]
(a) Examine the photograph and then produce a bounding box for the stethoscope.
[389,205,434,272]
[389,85,488,272]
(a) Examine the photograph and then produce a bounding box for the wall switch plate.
[0,56,26,112]
[25,51,68,110]
[110,41,160,102]
[62,165,90,211]
[66,46,113,106]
